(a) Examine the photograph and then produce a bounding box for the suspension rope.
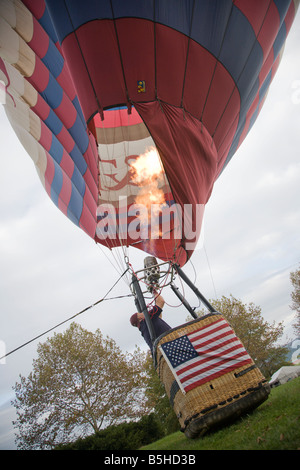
[0,268,130,362]
[203,243,218,299]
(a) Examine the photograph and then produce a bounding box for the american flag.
[160,317,252,393]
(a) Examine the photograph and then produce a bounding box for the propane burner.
[144,256,160,293]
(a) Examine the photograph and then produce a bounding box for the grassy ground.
[141,377,300,450]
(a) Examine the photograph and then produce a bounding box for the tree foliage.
[290,265,300,336]
[56,414,163,450]
[12,323,147,449]
[143,352,180,435]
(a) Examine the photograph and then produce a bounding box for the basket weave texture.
[154,313,268,430]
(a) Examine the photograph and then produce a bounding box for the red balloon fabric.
[0,0,298,265]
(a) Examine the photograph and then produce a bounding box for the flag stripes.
[160,317,252,393]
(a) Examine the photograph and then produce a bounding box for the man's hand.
[137,312,145,322]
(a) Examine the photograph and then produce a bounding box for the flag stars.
[162,336,198,368]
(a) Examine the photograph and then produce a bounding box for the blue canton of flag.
[161,335,198,368]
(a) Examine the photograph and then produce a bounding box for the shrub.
[56,414,163,450]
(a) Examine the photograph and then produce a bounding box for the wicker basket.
[154,313,270,438]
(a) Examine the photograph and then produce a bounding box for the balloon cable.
[0,268,130,362]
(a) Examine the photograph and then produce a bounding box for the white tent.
[269,365,300,387]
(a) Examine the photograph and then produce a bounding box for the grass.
[141,377,300,450]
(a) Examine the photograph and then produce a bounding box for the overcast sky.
[0,14,299,450]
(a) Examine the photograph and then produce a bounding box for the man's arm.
[154,293,165,309]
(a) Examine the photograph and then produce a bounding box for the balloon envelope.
[0,0,298,265]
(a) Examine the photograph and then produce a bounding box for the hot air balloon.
[0,0,298,438]
[1,0,298,268]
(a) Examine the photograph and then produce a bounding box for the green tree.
[56,414,163,450]
[12,323,147,449]
[144,352,180,435]
[290,265,300,336]
[194,295,288,379]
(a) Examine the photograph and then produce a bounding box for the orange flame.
[131,147,166,237]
